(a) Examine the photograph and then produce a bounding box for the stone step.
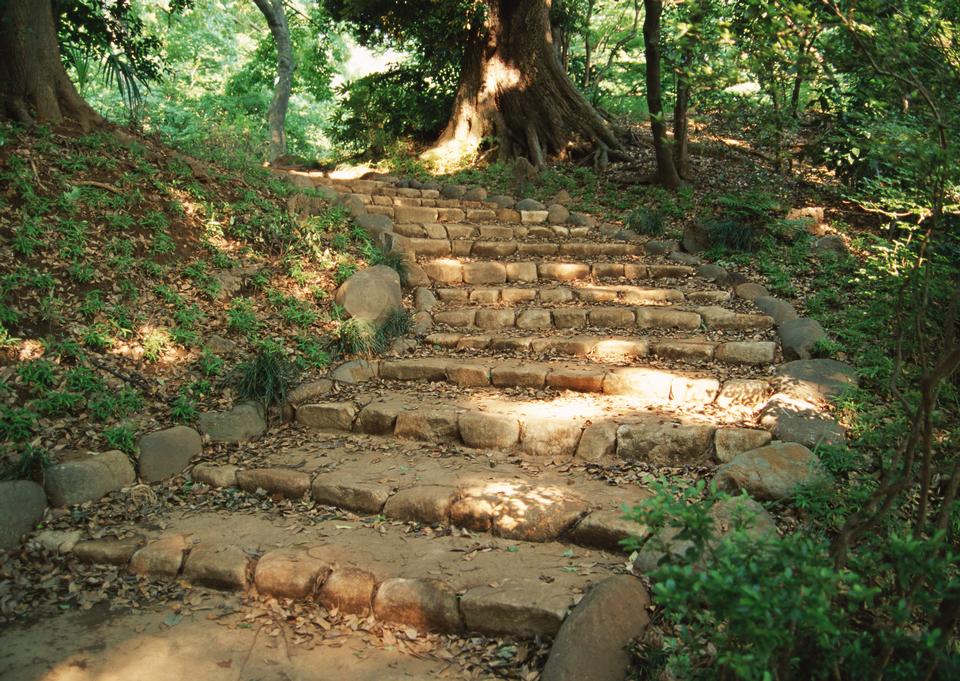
[425,283,694,306]
[399,238,640,259]
[424,332,778,366]
[337,356,775,398]
[188,452,646,552]
[394,222,598,241]
[424,303,775,335]
[418,258,697,285]
[293,392,773,463]
[68,507,633,638]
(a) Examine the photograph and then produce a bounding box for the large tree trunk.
[0,0,103,127]
[427,0,621,168]
[643,0,681,189]
[252,0,294,163]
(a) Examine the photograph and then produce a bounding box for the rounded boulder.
[334,264,402,325]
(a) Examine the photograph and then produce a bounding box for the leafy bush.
[33,390,84,417]
[170,392,198,423]
[227,297,260,338]
[232,343,299,408]
[102,424,137,454]
[327,65,454,157]
[706,218,756,252]
[0,406,38,442]
[17,360,57,391]
[626,208,665,236]
[330,317,380,357]
[625,481,960,681]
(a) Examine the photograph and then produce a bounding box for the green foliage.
[232,343,300,408]
[226,297,260,338]
[625,481,960,680]
[170,392,198,423]
[625,208,665,236]
[88,387,143,421]
[378,307,412,341]
[6,444,51,481]
[197,349,224,377]
[33,390,85,417]
[17,360,57,391]
[267,289,318,328]
[65,366,105,395]
[328,65,454,156]
[141,327,171,362]
[329,317,380,357]
[295,335,331,370]
[0,406,38,443]
[102,423,137,454]
[706,218,755,252]
[334,261,358,286]
[363,244,407,274]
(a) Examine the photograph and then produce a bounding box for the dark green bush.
[232,343,300,408]
[327,65,454,156]
[624,481,960,681]
[706,218,756,252]
[626,208,665,236]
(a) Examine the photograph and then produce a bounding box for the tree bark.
[252,0,295,163]
[582,0,595,89]
[0,0,103,127]
[673,78,691,178]
[672,1,704,180]
[643,0,681,189]
[428,0,621,168]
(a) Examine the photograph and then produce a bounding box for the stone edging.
[68,532,597,640]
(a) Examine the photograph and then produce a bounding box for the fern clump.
[626,208,665,236]
[232,342,300,407]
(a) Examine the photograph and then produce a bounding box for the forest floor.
[0,120,872,680]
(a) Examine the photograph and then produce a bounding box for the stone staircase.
[25,171,850,680]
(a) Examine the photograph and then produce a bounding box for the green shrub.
[334,261,358,285]
[103,424,136,454]
[141,327,171,362]
[6,444,50,480]
[377,307,412,343]
[364,244,407,274]
[33,390,84,416]
[327,65,454,156]
[197,349,224,377]
[232,343,299,408]
[227,297,259,338]
[330,317,380,357]
[706,218,756,252]
[64,366,104,394]
[170,392,198,423]
[626,208,665,236]
[17,359,57,391]
[88,387,143,421]
[624,481,960,681]
[295,335,331,370]
[0,406,38,442]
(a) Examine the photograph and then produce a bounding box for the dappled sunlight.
[475,392,611,421]
[421,137,483,174]
[329,164,377,180]
[458,479,581,532]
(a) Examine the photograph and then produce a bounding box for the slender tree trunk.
[643,0,681,189]
[673,77,691,179]
[252,0,294,163]
[0,0,103,127]
[672,2,704,180]
[428,0,621,168]
[583,0,595,89]
[790,37,810,118]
